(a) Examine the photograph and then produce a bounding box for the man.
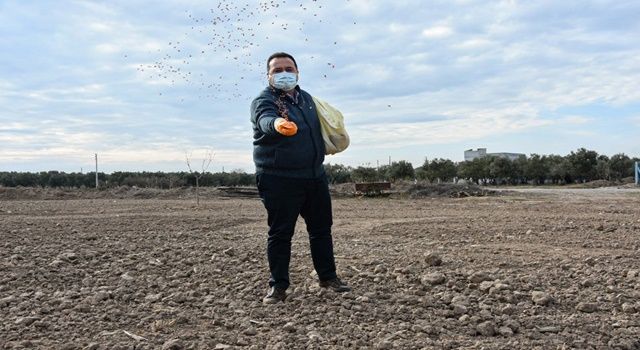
[250,52,350,304]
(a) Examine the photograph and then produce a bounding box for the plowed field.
[1,188,639,349]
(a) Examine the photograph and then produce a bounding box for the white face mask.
[270,72,298,91]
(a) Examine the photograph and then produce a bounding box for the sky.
[1,0,639,173]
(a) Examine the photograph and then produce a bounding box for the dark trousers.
[257,173,337,290]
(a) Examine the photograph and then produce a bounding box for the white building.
[464,148,525,162]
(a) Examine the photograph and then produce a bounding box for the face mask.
[270,72,298,91]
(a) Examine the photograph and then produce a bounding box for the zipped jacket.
[250,85,326,178]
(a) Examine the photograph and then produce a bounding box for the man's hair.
[266,52,298,72]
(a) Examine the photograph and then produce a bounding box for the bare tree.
[185,150,214,206]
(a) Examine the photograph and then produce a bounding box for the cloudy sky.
[1,0,639,173]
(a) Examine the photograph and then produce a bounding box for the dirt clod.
[469,272,492,283]
[477,321,496,336]
[531,291,553,306]
[421,272,446,285]
[161,339,183,350]
[283,322,296,332]
[576,302,598,313]
[424,252,442,266]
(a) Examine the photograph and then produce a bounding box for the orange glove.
[274,117,298,136]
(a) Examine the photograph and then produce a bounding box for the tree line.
[0,171,254,188]
[0,148,637,188]
[327,148,638,185]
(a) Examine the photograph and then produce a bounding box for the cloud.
[388,22,413,35]
[422,25,454,39]
[1,0,639,171]
[349,112,551,150]
[453,38,494,50]
[94,43,122,54]
[101,146,251,165]
[562,130,597,137]
[345,0,381,16]
[0,122,32,132]
[0,148,89,162]
[88,21,114,33]
[560,116,593,125]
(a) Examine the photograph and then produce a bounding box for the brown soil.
[1,188,639,349]
[0,183,496,201]
[0,186,259,201]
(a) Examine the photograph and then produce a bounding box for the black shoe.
[263,287,287,304]
[319,277,351,292]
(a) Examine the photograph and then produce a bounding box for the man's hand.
[274,117,298,136]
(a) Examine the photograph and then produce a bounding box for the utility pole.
[95,153,99,189]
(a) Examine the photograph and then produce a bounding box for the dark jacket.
[250,85,326,178]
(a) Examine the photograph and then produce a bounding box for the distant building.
[464,148,487,161]
[464,148,525,162]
